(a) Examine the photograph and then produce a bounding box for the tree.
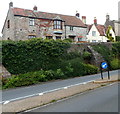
[106,25,115,42]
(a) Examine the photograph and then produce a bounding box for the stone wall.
[0,64,11,79]
[67,42,113,68]
[2,8,15,40]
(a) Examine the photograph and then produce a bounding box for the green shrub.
[3,70,48,89]
[44,70,55,80]
[63,38,73,43]
[64,58,98,77]
[84,64,98,75]
[116,36,120,41]
[92,44,114,62]
[82,51,92,60]
[110,58,120,70]
[112,42,120,58]
[2,38,70,74]
[54,69,65,79]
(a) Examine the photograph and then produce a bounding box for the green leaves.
[2,38,70,74]
[106,25,115,42]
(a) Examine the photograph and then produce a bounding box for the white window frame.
[92,40,96,42]
[28,35,36,39]
[92,31,96,36]
[29,18,35,26]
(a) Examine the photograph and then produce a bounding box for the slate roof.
[12,7,87,28]
[104,20,115,31]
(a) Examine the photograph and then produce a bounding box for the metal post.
[108,68,110,80]
[100,68,103,80]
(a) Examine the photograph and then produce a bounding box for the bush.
[3,70,47,89]
[112,42,120,58]
[62,58,98,77]
[110,58,120,70]
[2,38,70,74]
[63,38,73,43]
[54,69,65,79]
[82,51,92,60]
[92,44,114,62]
[3,61,98,89]
[116,36,120,41]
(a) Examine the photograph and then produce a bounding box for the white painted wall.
[87,24,108,42]
[109,27,116,41]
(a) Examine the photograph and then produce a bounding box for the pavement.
[28,82,119,112]
[1,70,119,113]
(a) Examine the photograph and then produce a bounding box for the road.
[28,82,119,112]
[1,70,119,103]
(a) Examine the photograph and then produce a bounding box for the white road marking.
[1,80,95,104]
[3,101,10,104]
[39,93,44,96]
[23,82,118,113]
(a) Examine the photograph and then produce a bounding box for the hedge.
[2,38,70,74]
[3,61,98,89]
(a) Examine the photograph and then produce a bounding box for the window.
[56,36,61,40]
[98,40,101,42]
[92,40,96,42]
[69,35,75,41]
[29,19,35,26]
[54,20,62,29]
[78,38,82,41]
[28,35,36,39]
[92,31,96,36]
[46,36,53,39]
[7,20,10,28]
[70,26,74,31]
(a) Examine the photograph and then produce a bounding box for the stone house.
[104,14,120,37]
[2,2,87,42]
[87,17,108,42]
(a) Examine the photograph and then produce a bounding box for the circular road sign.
[101,62,108,69]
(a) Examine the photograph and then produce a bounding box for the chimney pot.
[9,2,13,8]
[76,11,80,18]
[94,17,97,25]
[106,14,110,21]
[82,16,86,24]
[33,5,37,11]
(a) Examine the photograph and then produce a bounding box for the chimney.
[33,5,37,12]
[9,2,13,8]
[82,16,86,24]
[106,13,110,21]
[76,11,80,18]
[94,17,97,25]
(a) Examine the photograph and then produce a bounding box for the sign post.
[100,61,110,80]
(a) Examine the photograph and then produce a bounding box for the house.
[2,2,87,42]
[104,14,119,37]
[87,17,108,42]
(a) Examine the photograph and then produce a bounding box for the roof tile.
[12,7,86,28]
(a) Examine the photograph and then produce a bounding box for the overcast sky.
[0,0,119,36]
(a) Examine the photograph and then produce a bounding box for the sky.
[0,0,119,36]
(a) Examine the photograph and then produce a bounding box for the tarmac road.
[1,70,119,103]
[29,82,119,112]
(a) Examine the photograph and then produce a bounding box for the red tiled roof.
[96,24,106,36]
[87,24,106,36]
[12,7,86,28]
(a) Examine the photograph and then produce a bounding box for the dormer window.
[29,18,35,26]
[7,20,10,28]
[54,20,62,29]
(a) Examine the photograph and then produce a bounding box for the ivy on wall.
[2,38,70,74]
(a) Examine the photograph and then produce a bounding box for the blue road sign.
[101,62,108,69]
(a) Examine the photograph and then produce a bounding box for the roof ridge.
[12,7,76,18]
